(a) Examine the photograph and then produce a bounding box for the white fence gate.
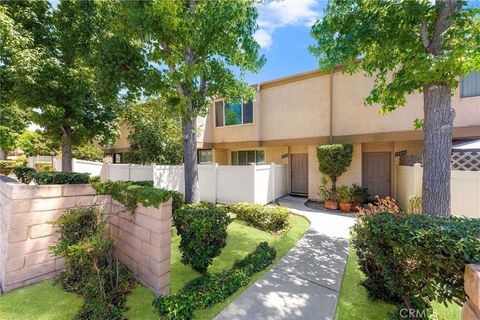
[395,164,480,218]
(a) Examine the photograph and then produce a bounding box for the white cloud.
[255,0,321,49]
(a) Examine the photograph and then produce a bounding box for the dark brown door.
[291,154,308,194]
[362,152,391,198]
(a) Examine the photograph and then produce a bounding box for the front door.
[362,152,391,198]
[291,154,308,194]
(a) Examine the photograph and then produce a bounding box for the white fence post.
[128,164,131,181]
[213,164,218,203]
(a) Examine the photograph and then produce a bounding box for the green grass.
[335,245,462,320]
[0,281,82,320]
[0,214,309,320]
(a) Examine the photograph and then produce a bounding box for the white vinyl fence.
[395,164,480,218]
[66,160,288,204]
[154,163,288,205]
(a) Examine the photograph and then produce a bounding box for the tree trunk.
[182,115,200,203]
[61,126,73,172]
[422,83,454,216]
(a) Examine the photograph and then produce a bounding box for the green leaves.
[310,0,480,112]
[316,144,353,188]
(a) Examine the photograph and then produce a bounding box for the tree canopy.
[114,0,265,202]
[17,130,59,157]
[123,99,183,165]
[1,0,144,170]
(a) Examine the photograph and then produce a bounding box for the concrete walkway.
[215,196,355,320]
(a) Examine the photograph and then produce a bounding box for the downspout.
[329,70,334,144]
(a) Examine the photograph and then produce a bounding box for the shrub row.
[50,207,135,319]
[173,202,232,273]
[0,160,17,175]
[153,242,276,319]
[352,212,480,315]
[231,203,290,233]
[33,171,90,185]
[91,179,180,213]
[13,167,36,184]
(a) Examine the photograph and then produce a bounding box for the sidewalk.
[215,196,355,320]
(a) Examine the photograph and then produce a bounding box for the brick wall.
[463,264,480,320]
[0,180,171,297]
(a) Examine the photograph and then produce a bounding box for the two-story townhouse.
[195,69,480,200]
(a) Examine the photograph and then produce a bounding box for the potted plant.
[318,175,339,210]
[336,185,353,212]
[351,184,369,212]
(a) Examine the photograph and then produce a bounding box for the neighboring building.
[106,69,480,200]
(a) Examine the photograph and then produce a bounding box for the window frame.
[230,149,265,165]
[198,149,213,164]
[214,99,254,128]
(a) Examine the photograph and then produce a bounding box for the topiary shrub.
[231,203,290,234]
[35,161,53,172]
[173,202,232,273]
[316,144,353,190]
[0,160,16,175]
[33,171,90,185]
[50,206,135,319]
[153,242,276,319]
[13,167,37,184]
[352,212,480,316]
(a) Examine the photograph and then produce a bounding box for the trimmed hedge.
[0,160,16,175]
[33,171,90,185]
[173,203,231,273]
[231,203,290,233]
[352,212,480,315]
[13,167,36,184]
[153,242,276,319]
[91,179,177,213]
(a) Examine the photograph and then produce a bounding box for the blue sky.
[245,0,327,84]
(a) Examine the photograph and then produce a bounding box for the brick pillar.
[463,264,480,320]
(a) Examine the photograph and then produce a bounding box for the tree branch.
[421,21,430,50]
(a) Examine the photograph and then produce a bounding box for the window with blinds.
[461,71,480,97]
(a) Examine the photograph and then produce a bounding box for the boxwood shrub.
[153,242,276,319]
[33,171,90,185]
[0,160,16,175]
[352,212,480,315]
[13,167,37,184]
[35,161,53,172]
[173,202,232,273]
[231,203,290,234]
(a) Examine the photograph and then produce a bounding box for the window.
[231,150,265,165]
[215,100,253,127]
[198,149,213,164]
[113,153,123,164]
[461,71,480,97]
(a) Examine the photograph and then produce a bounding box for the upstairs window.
[215,100,253,127]
[461,71,480,97]
[231,150,265,165]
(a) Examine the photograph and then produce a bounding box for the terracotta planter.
[324,200,339,210]
[351,202,361,212]
[339,202,352,212]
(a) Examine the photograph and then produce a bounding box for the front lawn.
[0,214,309,320]
[335,245,462,320]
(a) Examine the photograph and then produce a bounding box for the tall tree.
[310,0,480,216]
[118,0,264,203]
[123,99,183,165]
[2,0,144,171]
